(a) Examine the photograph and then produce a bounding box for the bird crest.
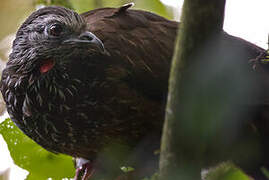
[114,2,134,15]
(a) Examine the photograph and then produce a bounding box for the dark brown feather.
[81,6,177,100]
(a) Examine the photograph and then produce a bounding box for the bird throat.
[40,59,55,73]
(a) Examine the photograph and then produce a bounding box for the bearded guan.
[1,3,268,180]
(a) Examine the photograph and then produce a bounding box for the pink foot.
[74,158,95,180]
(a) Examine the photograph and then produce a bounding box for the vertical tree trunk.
[159,0,226,180]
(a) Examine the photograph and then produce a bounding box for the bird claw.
[249,51,268,71]
[74,158,95,180]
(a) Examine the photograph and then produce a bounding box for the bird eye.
[48,24,63,37]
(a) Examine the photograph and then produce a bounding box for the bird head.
[8,6,107,75]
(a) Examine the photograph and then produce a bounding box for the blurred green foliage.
[35,0,73,9]
[204,162,250,180]
[261,167,269,179]
[0,119,74,180]
[121,166,135,173]
[141,173,159,180]
[36,0,173,19]
[139,163,253,180]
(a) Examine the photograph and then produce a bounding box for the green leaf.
[204,162,251,180]
[69,0,96,13]
[135,0,173,19]
[0,118,75,180]
[120,166,135,173]
[35,0,73,9]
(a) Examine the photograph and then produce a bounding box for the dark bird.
[1,3,269,180]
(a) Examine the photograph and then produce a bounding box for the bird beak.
[63,32,110,56]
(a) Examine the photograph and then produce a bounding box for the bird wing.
[81,4,266,104]
[81,5,178,101]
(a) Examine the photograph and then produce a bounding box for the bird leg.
[74,158,95,180]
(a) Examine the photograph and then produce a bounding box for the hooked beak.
[63,32,110,56]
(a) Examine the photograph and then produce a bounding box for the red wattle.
[40,60,55,73]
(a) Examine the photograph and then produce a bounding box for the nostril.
[81,35,93,41]
[79,32,94,41]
